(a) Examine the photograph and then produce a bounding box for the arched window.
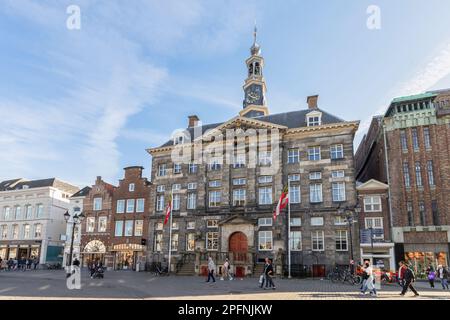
[83,240,106,253]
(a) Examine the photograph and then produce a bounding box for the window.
[134,220,143,236]
[432,201,439,226]
[209,180,221,188]
[98,216,107,232]
[331,170,345,178]
[25,205,33,219]
[232,189,246,206]
[427,161,435,186]
[1,225,7,239]
[173,163,182,174]
[136,199,145,213]
[258,151,272,166]
[171,234,179,251]
[309,184,323,203]
[12,225,19,239]
[419,202,426,226]
[312,231,324,251]
[93,198,102,211]
[23,224,30,239]
[290,231,302,251]
[403,162,411,187]
[289,185,301,203]
[365,217,383,229]
[207,232,219,250]
[334,216,347,225]
[187,193,197,210]
[186,233,195,251]
[126,199,135,213]
[288,149,300,164]
[87,217,95,232]
[188,162,198,174]
[187,221,196,229]
[156,185,165,193]
[124,220,133,236]
[332,182,346,202]
[309,172,321,180]
[330,144,344,160]
[232,178,246,186]
[173,194,180,211]
[172,184,181,192]
[364,196,382,212]
[128,183,135,192]
[233,154,246,168]
[307,116,321,126]
[288,174,300,182]
[209,191,221,207]
[407,202,414,226]
[158,164,167,177]
[291,218,301,226]
[335,230,348,251]
[311,217,324,226]
[308,146,321,161]
[424,127,431,149]
[415,162,423,187]
[400,130,408,151]
[258,176,272,184]
[156,195,165,211]
[116,200,125,213]
[258,187,272,205]
[155,222,163,231]
[172,222,179,230]
[207,220,218,228]
[36,204,44,218]
[115,221,123,236]
[14,206,21,220]
[258,218,273,227]
[3,207,10,220]
[412,128,419,150]
[187,182,197,190]
[258,231,273,250]
[154,233,162,252]
[174,135,184,145]
[208,158,222,171]
[34,224,42,238]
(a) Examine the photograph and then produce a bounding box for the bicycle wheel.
[331,274,339,283]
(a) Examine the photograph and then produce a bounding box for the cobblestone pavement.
[0,270,449,300]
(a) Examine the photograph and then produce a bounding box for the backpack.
[404,267,415,280]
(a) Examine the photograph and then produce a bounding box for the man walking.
[260,258,270,288]
[437,265,449,290]
[398,261,419,297]
[206,256,216,283]
[264,258,276,290]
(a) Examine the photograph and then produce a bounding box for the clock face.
[245,85,262,104]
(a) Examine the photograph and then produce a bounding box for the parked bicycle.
[153,264,169,276]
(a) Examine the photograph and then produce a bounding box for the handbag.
[259,274,264,284]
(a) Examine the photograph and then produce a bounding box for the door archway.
[229,232,248,253]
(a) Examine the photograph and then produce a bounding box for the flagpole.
[288,179,291,279]
[168,191,173,274]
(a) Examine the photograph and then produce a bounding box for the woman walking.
[437,265,449,290]
[264,258,276,290]
[206,256,216,283]
[360,261,377,297]
[426,265,435,288]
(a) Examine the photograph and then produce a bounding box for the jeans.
[441,278,449,289]
[207,270,215,282]
[265,275,275,288]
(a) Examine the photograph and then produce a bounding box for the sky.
[1,0,450,188]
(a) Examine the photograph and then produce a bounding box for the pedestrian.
[32,256,39,270]
[398,261,419,297]
[437,265,449,290]
[0,258,6,271]
[221,258,233,281]
[426,265,435,288]
[73,257,80,267]
[264,258,276,290]
[13,258,18,271]
[7,258,13,271]
[259,258,270,288]
[206,256,216,283]
[360,261,377,296]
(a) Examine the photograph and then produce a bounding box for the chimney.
[96,176,102,184]
[307,95,319,109]
[188,115,200,128]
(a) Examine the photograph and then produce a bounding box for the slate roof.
[71,186,92,198]
[156,108,345,148]
[0,178,79,194]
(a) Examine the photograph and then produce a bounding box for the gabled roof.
[356,179,389,191]
[0,178,79,194]
[71,186,92,198]
[154,108,345,149]
[0,178,25,191]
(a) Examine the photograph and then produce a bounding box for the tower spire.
[250,22,261,56]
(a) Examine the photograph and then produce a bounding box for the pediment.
[356,179,389,191]
[219,215,255,225]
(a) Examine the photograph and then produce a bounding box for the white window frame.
[289,185,301,204]
[334,216,347,225]
[208,180,221,188]
[308,146,321,161]
[116,200,125,213]
[93,198,102,211]
[288,148,300,164]
[134,220,143,236]
[187,182,197,190]
[364,196,382,212]
[156,185,165,193]
[331,170,345,178]
[288,174,300,182]
[330,144,344,160]
[258,176,273,184]
[312,231,325,252]
[365,217,383,229]
[290,231,302,251]
[207,220,218,228]
[233,154,246,168]
[124,220,133,237]
[335,230,348,252]
[158,164,167,177]
[187,193,197,210]
[258,151,272,166]
[258,218,273,227]
[258,187,272,205]
[98,216,107,232]
[25,205,33,219]
[311,217,324,226]
[332,182,346,202]
[307,115,321,127]
[186,233,196,251]
[232,178,246,186]
[156,195,165,211]
[309,184,323,203]
[154,233,163,252]
[87,217,95,233]
[209,191,221,207]
[34,224,42,238]
[232,189,246,206]
[188,162,198,174]
[258,231,273,251]
[290,218,302,226]
[136,198,145,213]
[126,199,135,213]
[36,204,44,218]
[128,183,135,192]
[187,221,196,230]
[173,163,182,174]
[206,232,219,251]
[309,172,322,180]
[172,184,181,192]
[172,194,181,211]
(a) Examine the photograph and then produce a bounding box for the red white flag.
[273,185,289,220]
[164,194,172,225]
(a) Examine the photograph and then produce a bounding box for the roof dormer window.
[306,111,322,127]
[174,135,184,145]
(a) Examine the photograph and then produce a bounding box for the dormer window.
[128,183,135,192]
[306,111,322,127]
[174,135,184,145]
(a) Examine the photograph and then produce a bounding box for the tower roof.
[250,24,261,56]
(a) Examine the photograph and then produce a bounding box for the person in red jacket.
[398,261,419,296]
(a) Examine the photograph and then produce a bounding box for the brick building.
[111,166,151,271]
[355,89,450,274]
[146,31,360,277]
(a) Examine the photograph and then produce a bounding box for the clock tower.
[240,26,269,118]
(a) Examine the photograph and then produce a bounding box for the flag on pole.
[273,184,289,220]
[164,194,172,225]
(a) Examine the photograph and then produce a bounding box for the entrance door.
[229,232,248,262]
[18,248,28,259]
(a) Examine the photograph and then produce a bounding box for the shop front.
[0,241,42,261]
[81,240,107,268]
[112,243,146,271]
[404,251,448,276]
[360,242,395,272]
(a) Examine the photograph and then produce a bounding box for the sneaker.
[230,277,233,281]
[220,278,224,281]
[272,287,276,290]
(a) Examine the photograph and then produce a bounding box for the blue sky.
[1,0,450,187]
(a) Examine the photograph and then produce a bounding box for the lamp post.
[340,203,361,275]
[64,208,85,277]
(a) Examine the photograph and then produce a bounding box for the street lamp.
[64,208,85,277]
[339,203,361,275]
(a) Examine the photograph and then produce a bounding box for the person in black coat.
[264,259,276,290]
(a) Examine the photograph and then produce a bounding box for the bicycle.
[154,264,169,276]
